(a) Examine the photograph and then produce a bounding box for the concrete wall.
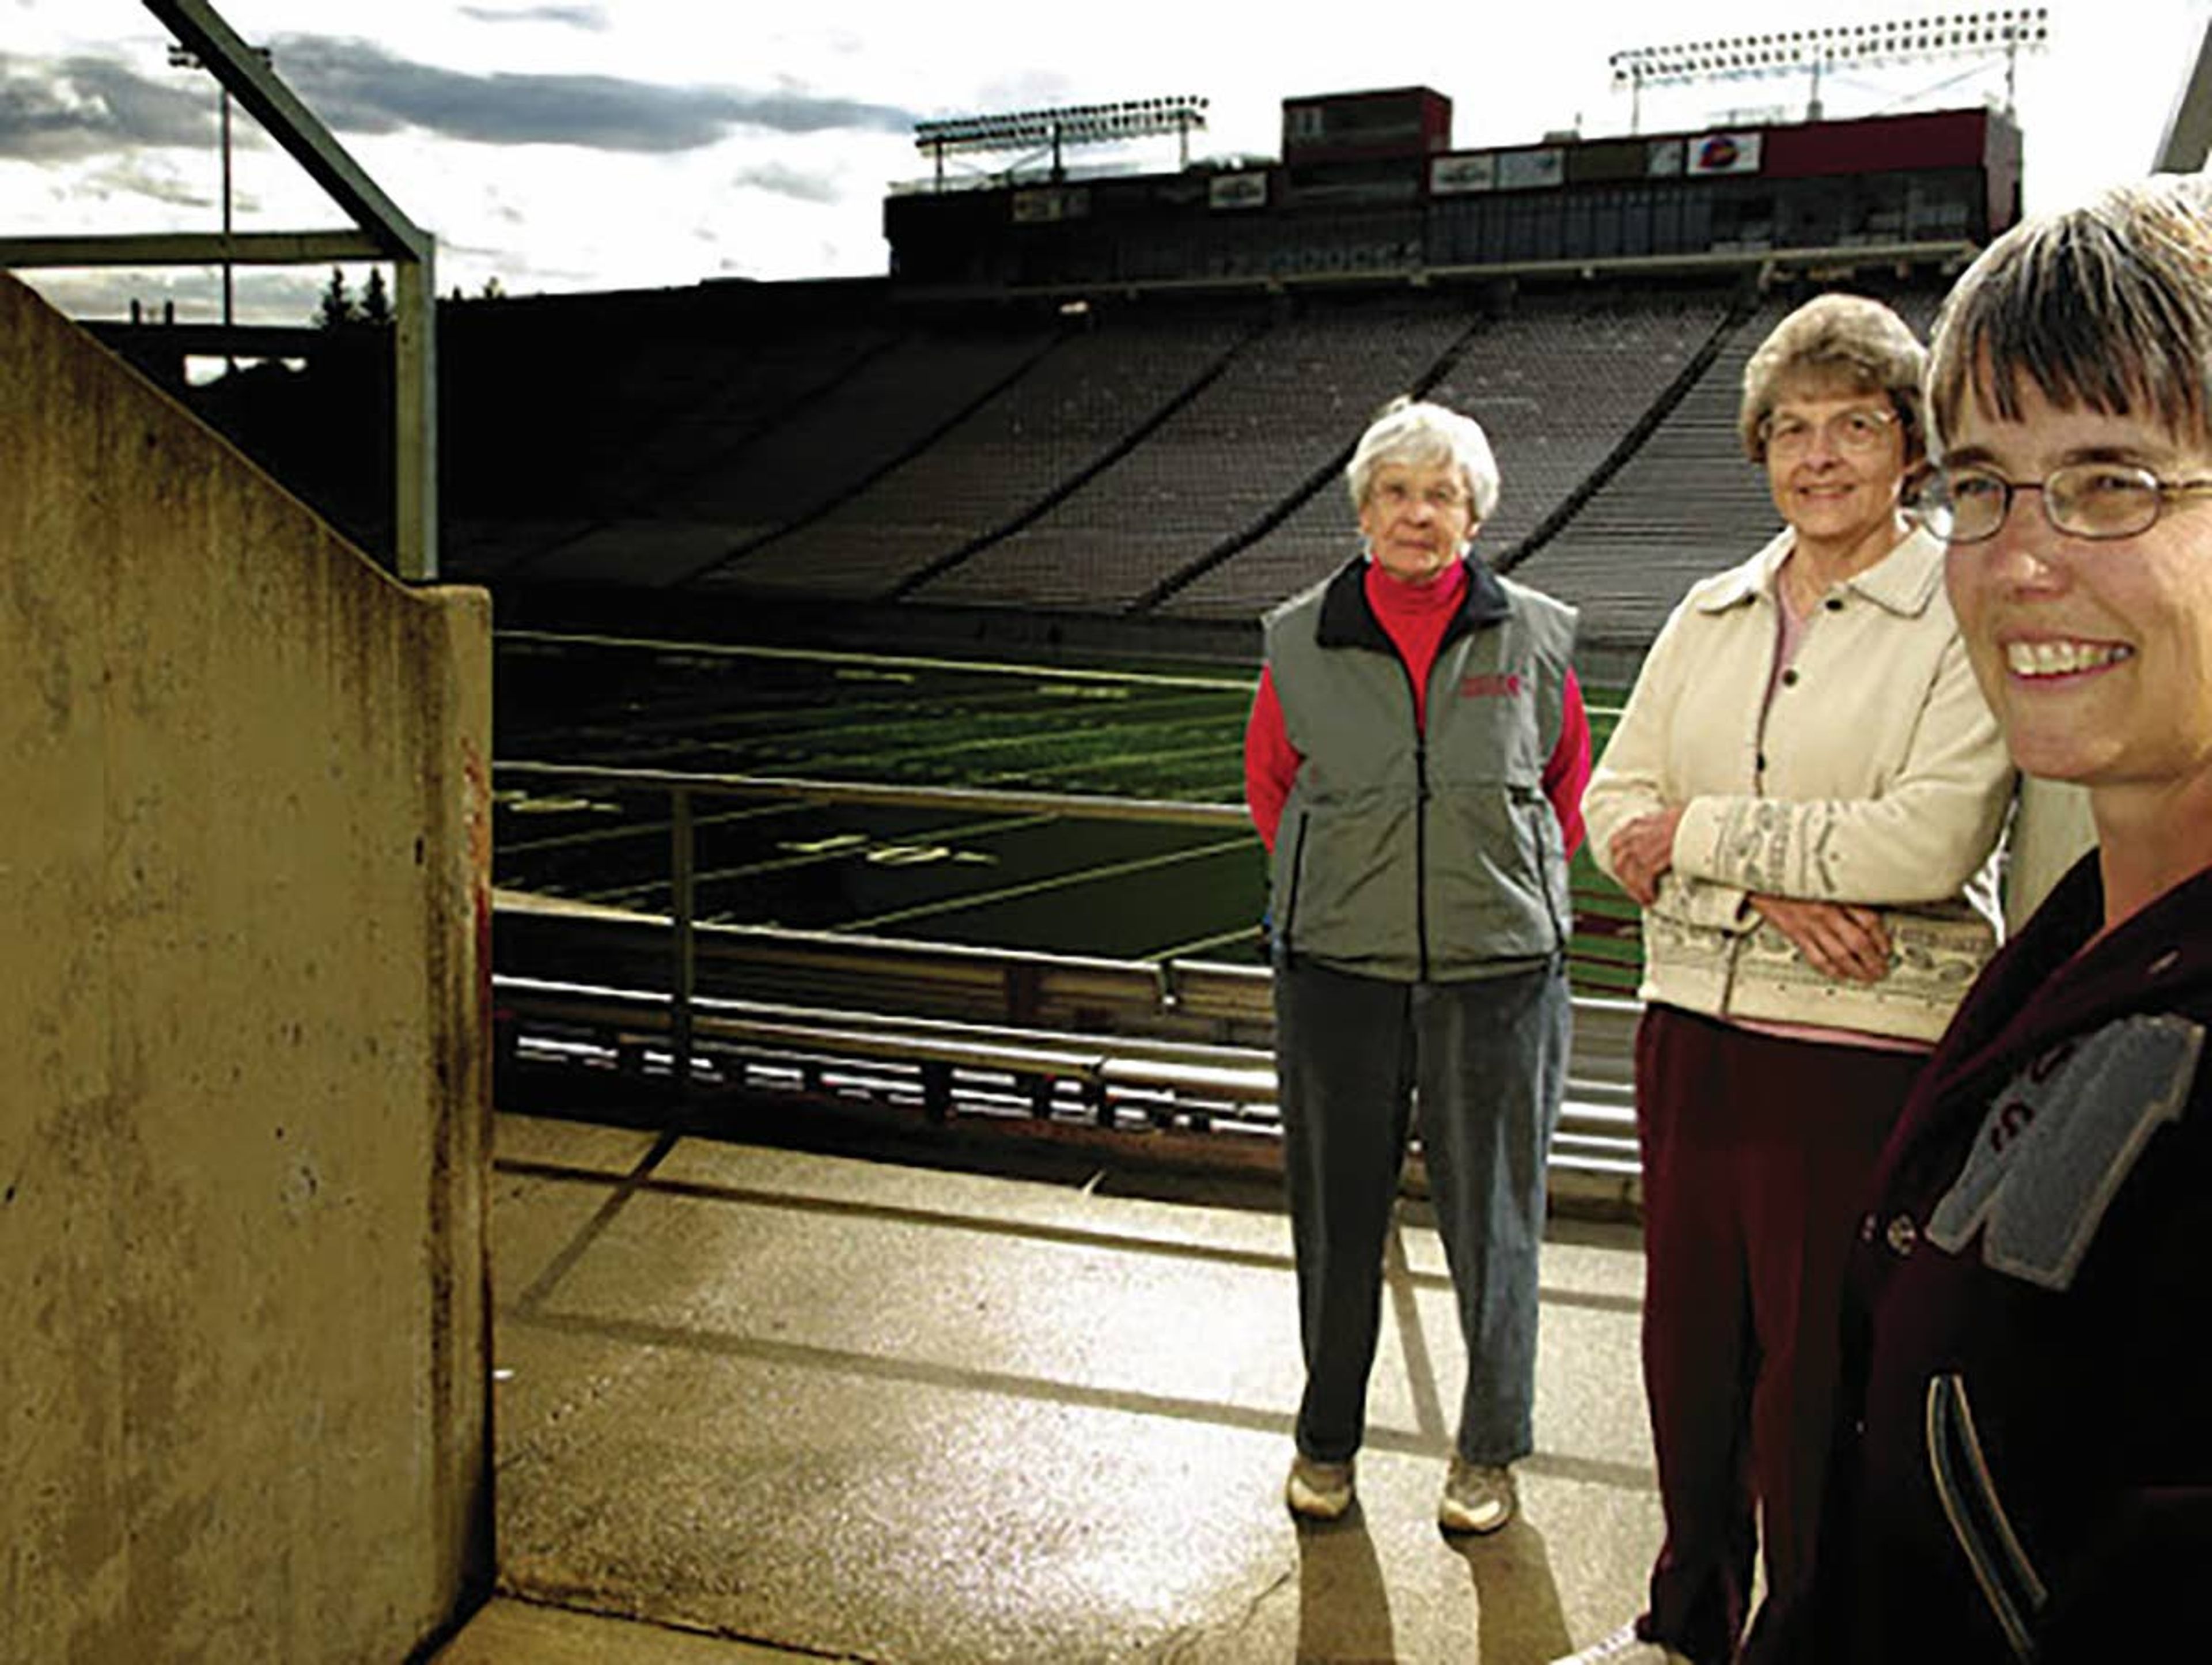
[0,273,493,1661]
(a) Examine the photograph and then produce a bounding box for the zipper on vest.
[1399,657,1433,982]
[1415,735,1433,979]
[1281,812,1310,957]
[1514,782,1569,952]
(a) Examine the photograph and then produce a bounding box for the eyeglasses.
[1760,407,1899,458]
[1370,480,1471,513]
[1923,463,2212,544]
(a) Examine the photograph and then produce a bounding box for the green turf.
[497,638,1647,993]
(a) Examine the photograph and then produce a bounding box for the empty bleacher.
[1515,274,1950,651]
[445,288,899,581]
[1160,286,1738,622]
[199,262,1961,661]
[1505,295,1790,647]
[725,306,1259,599]
[905,296,1480,614]
[497,317,1063,589]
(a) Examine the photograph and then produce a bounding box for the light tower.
[1609,9,2049,132]
[167,37,271,364]
[914,96,1211,189]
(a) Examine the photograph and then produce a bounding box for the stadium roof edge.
[885,238,1980,309]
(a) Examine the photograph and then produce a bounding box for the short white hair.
[1344,396,1501,522]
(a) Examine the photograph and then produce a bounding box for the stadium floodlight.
[914,95,1210,186]
[1609,7,2048,127]
[168,38,271,365]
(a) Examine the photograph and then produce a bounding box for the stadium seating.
[444,290,897,580]
[724,306,1257,599]
[911,296,1479,613]
[322,266,1957,652]
[498,319,1062,589]
[1513,277,1948,650]
[1162,286,1736,622]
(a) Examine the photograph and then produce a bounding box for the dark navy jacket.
[1802,855,2212,1661]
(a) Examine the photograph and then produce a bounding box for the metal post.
[394,247,439,581]
[670,787,696,1095]
[218,86,235,369]
[220,86,234,370]
[2156,17,2212,170]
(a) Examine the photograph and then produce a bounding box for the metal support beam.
[2156,17,2212,172]
[0,230,385,268]
[669,788,697,1097]
[79,0,445,579]
[393,249,439,581]
[144,0,427,263]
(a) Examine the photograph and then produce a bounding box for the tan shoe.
[1284,1452,1355,1520]
[1437,1457,1516,1534]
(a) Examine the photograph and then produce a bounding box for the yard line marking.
[551,694,1241,780]
[794,702,1244,775]
[499,628,1255,691]
[834,835,1255,932]
[500,800,805,857]
[577,813,1059,905]
[547,680,1241,750]
[993,737,1241,785]
[1145,923,1263,960]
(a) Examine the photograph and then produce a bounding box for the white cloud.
[3,0,2206,321]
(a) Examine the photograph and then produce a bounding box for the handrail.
[493,892,1640,1100]
[495,757,1240,1094]
[493,970,1639,1166]
[495,760,1247,828]
[491,760,1641,1094]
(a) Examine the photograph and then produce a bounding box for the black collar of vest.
[1313,554,1511,653]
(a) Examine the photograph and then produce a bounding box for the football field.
[493,631,1638,990]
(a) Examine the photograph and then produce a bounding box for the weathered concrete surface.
[475,1111,1658,1663]
[0,272,493,1662]
[438,1598,812,1663]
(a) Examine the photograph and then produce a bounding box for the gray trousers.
[1275,953,1570,1466]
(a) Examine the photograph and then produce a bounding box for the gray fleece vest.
[1264,555,1577,982]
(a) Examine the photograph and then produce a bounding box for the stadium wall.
[0,274,494,1661]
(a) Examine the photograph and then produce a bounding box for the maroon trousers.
[1634,1005,1922,1665]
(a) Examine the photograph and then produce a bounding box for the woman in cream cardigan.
[1559,296,2015,1665]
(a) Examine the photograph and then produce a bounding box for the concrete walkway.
[439,1107,1661,1663]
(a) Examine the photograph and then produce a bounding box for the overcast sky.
[3,0,2207,327]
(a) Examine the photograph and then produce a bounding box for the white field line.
[499,627,1255,692]
[579,812,1060,907]
[835,835,1255,932]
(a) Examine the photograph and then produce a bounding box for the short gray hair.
[1929,175,2212,451]
[1345,396,1501,522]
[1739,293,1929,466]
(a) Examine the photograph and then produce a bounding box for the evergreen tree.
[359,267,392,326]
[315,266,359,329]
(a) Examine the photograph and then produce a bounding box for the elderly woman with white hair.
[1246,396,1591,1534]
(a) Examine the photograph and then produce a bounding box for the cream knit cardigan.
[1582,524,2015,1043]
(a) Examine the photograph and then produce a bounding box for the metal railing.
[495,760,1251,1086]
[491,761,1643,1185]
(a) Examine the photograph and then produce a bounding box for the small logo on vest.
[1460,672,1525,698]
